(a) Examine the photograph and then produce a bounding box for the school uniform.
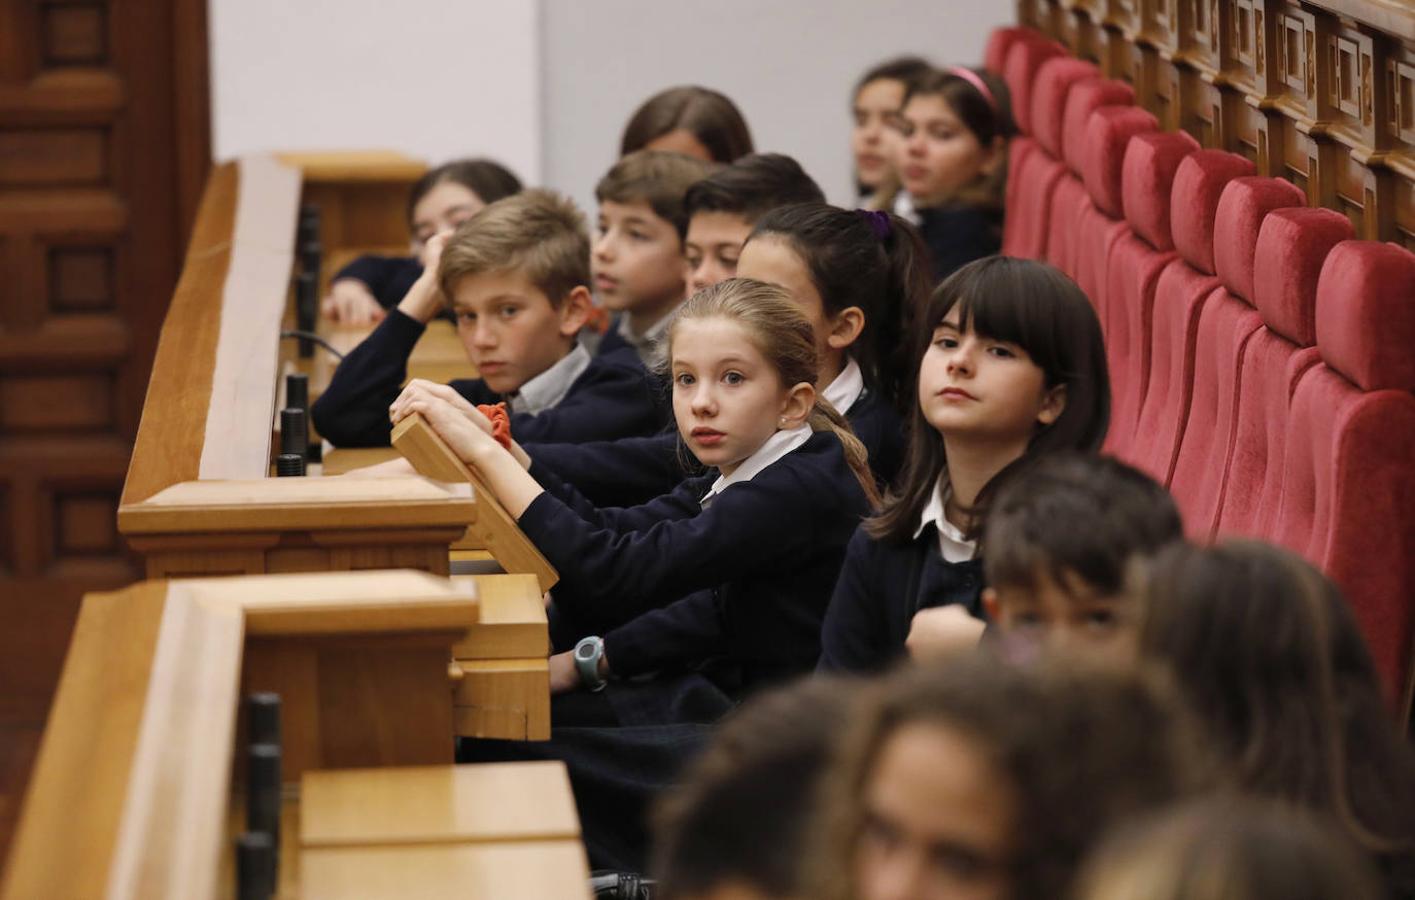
[332,254,422,309]
[596,309,677,369]
[818,476,987,673]
[522,357,905,507]
[310,307,665,447]
[916,204,1003,284]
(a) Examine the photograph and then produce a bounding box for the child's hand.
[420,229,453,272]
[906,605,987,663]
[390,380,496,434]
[549,651,580,695]
[322,279,386,326]
[395,392,502,466]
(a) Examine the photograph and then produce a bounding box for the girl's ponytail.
[809,399,881,509]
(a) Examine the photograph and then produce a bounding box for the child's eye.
[456,311,476,324]
[861,814,902,852]
[934,335,959,349]
[629,231,649,242]
[685,253,702,268]
[930,128,957,141]
[1084,609,1118,630]
[722,371,744,385]
[674,372,695,387]
[987,345,1016,358]
[720,255,739,271]
[499,305,519,319]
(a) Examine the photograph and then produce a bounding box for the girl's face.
[855,722,1016,900]
[737,237,860,385]
[670,317,811,475]
[917,307,1064,445]
[853,77,909,191]
[411,181,484,263]
[894,94,996,207]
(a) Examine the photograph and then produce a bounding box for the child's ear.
[826,306,867,351]
[557,286,594,337]
[979,135,1006,176]
[1036,383,1067,427]
[982,587,1001,621]
[779,382,816,429]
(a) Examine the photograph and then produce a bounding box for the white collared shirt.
[507,343,591,416]
[822,357,865,415]
[618,303,681,369]
[699,423,813,508]
[913,476,977,563]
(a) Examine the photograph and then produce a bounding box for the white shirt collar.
[618,304,681,369]
[507,342,590,416]
[913,476,977,563]
[822,357,865,415]
[699,423,813,508]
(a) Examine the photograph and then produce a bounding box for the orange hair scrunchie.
[476,402,512,450]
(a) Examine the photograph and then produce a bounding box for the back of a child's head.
[683,153,825,227]
[620,85,754,163]
[747,204,933,414]
[810,655,1211,900]
[984,453,1183,597]
[437,188,589,304]
[902,66,1016,209]
[1074,796,1385,900]
[596,150,721,240]
[407,157,523,226]
[652,677,856,900]
[1134,540,1415,859]
[870,256,1111,542]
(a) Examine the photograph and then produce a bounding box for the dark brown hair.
[853,55,933,99]
[1134,540,1415,880]
[811,656,1213,900]
[620,85,754,163]
[868,257,1111,543]
[900,66,1017,210]
[595,150,719,240]
[748,203,934,417]
[683,153,825,227]
[984,453,1182,596]
[406,157,522,226]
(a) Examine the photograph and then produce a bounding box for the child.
[525,202,930,508]
[321,158,521,325]
[620,85,754,163]
[593,150,719,367]
[894,67,1016,282]
[851,56,931,210]
[819,257,1110,674]
[392,277,875,699]
[312,189,662,447]
[1132,541,1415,896]
[1075,797,1385,900]
[651,677,857,900]
[979,453,1184,664]
[807,656,1210,900]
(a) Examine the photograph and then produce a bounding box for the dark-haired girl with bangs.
[820,256,1111,673]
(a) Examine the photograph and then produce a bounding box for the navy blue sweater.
[525,386,905,508]
[917,204,1003,285]
[818,524,986,674]
[334,255,423,309]
[311,308,666,447]
[517,432,870,690]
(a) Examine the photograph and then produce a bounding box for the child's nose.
[593,232,614,260]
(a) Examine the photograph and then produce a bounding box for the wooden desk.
[0,570,587,900]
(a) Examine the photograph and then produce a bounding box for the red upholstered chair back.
[999,36,1067,258]
[1000,52,1078,261]
[1168,177,1306,539]
[1218,207,1352,539]
[1062,78,1136,177]
[1071,106,1156,308]
[1274,240,1415,697]
[1123,150,1255,483]
[1101,130,1199,455]
[1002,36,1066,139]
[1041,74,1131,277]
[984,27,1036,75]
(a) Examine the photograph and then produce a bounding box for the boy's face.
[450,270,587,394]
[685,210,753,295]
[593,199,688,318]
[984,568,1135,665]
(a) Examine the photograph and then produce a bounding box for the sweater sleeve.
[311,308,426,447]
[332,255,423,309]
[818,526,896,674]
[505,352,666,445]
[603,590,727,678]
[527,458,706,531]
[525,430,691,507]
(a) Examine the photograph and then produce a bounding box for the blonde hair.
[437,188,590,305]
[664,278,880,506]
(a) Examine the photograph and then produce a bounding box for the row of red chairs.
[983,28,1415,705]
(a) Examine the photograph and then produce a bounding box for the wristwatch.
[573,636,608,692]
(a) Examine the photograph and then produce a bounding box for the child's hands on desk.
[391,380,532,469]
[322,278,386,326]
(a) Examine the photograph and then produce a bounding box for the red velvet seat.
[1123,150,1256,484]
[1100,131,1200,456]
[1071,103,1152,316]
[1167,177,1306,539]
[1216,208,1352,540]
[1051,79,1137,291]
[1273,240,1415,697]
[1000,37,1067,259]
[983,27,1038,75]
[1027,60,1103,275]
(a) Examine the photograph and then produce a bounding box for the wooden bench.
[0,570,586,900]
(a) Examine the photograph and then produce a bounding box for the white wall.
[209,0,543,182]
[540,0,1014,213]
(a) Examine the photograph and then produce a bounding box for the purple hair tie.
[858,208,893,240]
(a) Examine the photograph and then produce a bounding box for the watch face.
[575,644,593,661]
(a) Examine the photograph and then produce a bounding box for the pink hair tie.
[950,65,996,111]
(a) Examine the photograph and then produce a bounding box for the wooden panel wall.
[0,0,209,862]
[1019,0,1415,249]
